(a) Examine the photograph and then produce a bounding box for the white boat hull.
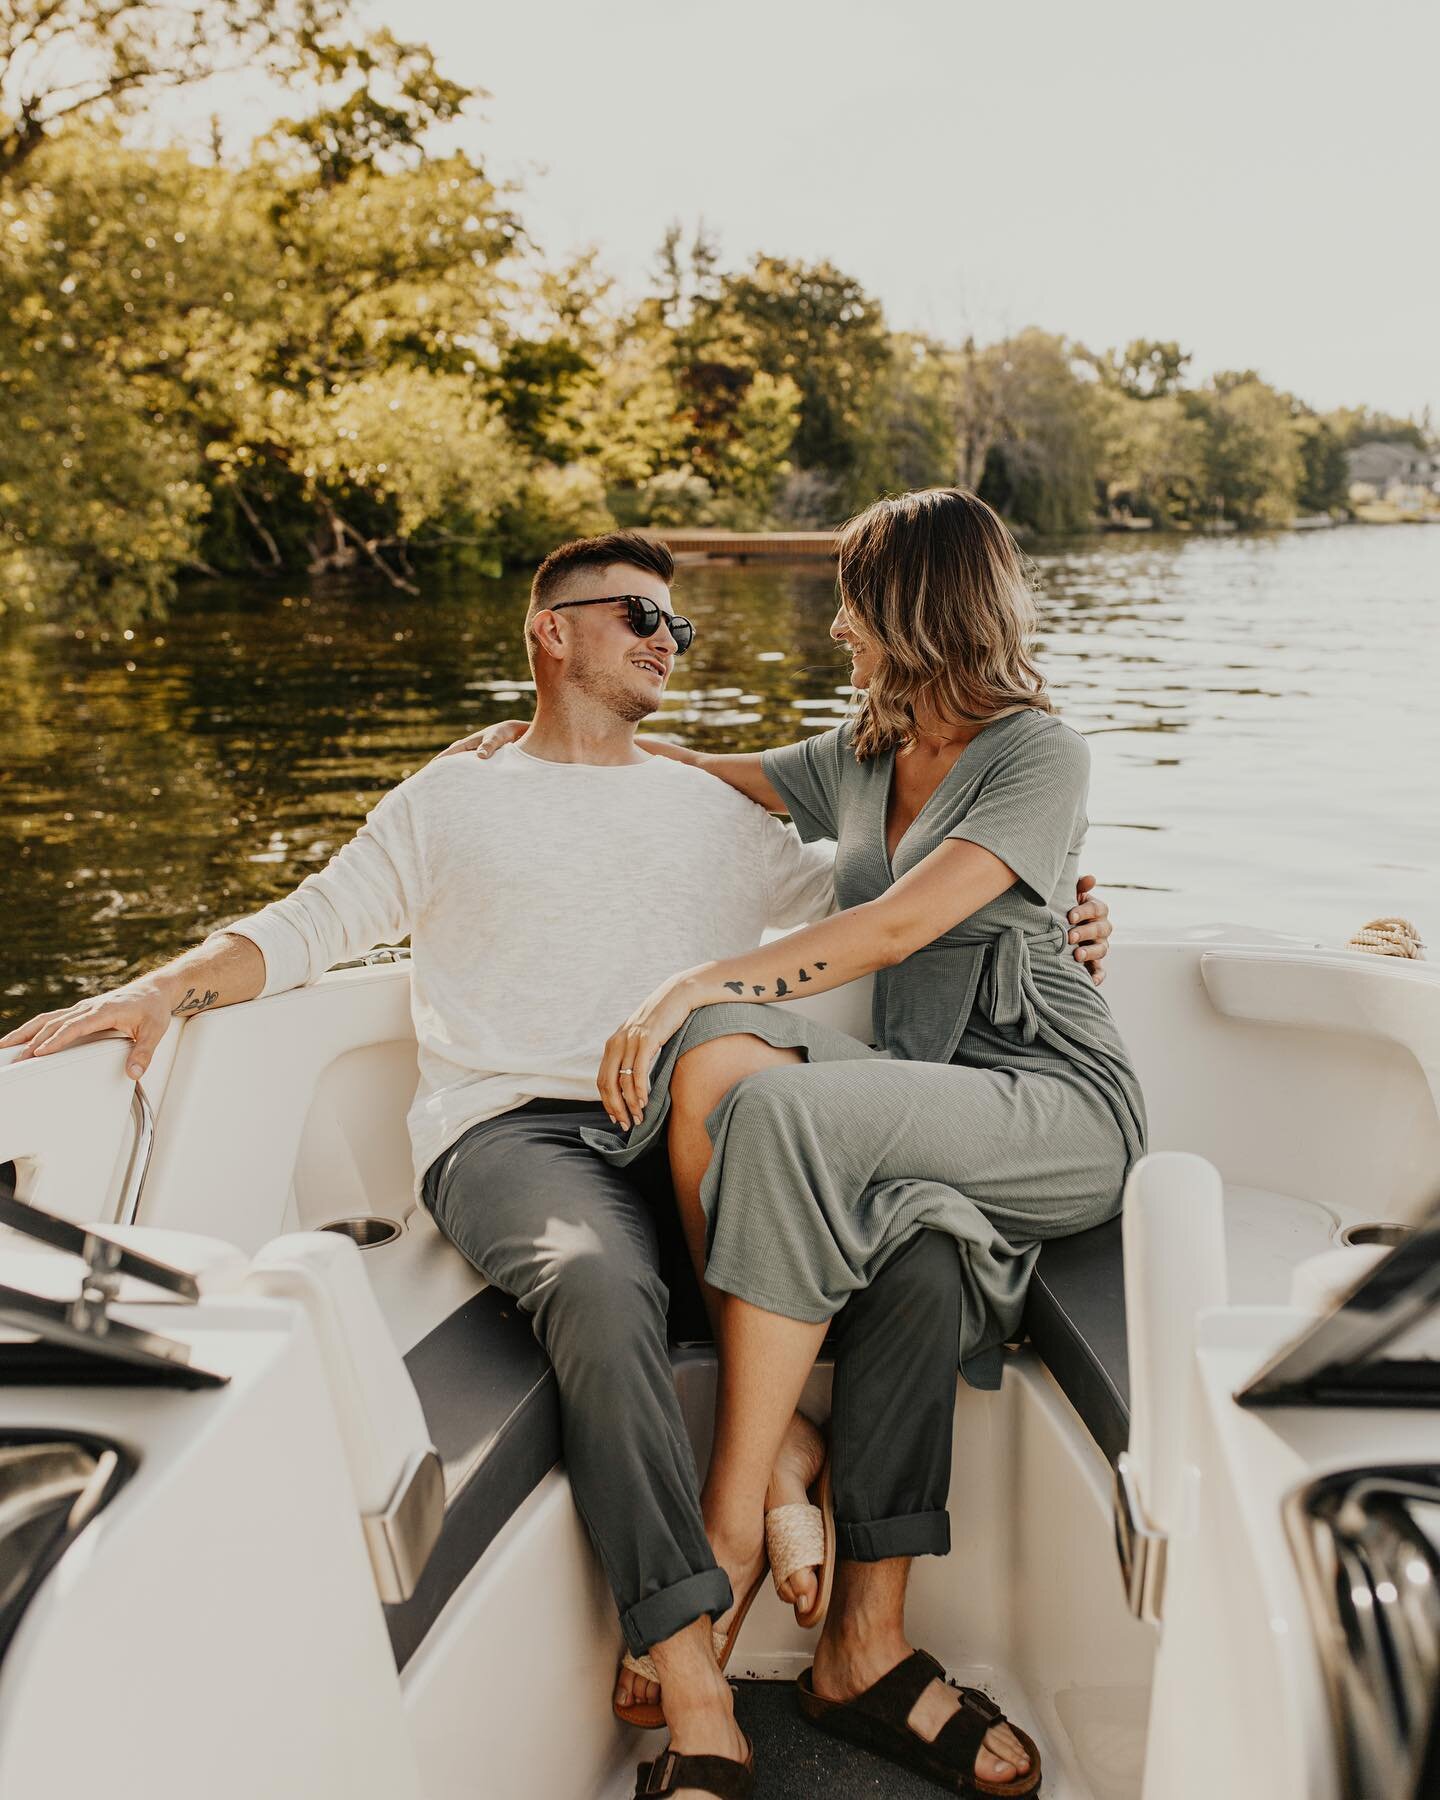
[1,925,1436,1799]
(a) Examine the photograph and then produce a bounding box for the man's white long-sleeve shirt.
[225,744,837,1193]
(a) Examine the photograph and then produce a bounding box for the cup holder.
[1338,1222,1411,1250]
[321,1216,403,1250]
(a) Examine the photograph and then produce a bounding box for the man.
[3,531,1111,1798]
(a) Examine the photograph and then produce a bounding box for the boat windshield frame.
[1237,1192,1440,1410]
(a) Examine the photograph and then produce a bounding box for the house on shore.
[1345,441,1440,513]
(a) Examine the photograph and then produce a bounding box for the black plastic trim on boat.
[1022,1218,1130,1467]
[1238,1188,1440,1411]
[385,1287,559,1670]
[0,1429,136,1671]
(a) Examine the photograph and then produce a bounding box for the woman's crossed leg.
[648,1030,1033,1788]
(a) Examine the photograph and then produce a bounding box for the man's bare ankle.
[663,1679,733,1719]
[649,1622,725,1691]
[817,1611,908,1678]
[826,1594,904,1643]
[659,1666,737,1738]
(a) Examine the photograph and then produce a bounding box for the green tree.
[848,334,956,503]
[496,256,685,487]
[0,0,346,181]
[268,30,471,187]
[190,81,526,584]
[1191,371,1303,525]
[1088,338,1208,523]
[952,331,1102,536]
[1292,412,1348,514]
[0,131,225,620]
[1092,385,1208,524]
[719,255,889,501]
[625,230,801,526]
[1,27,529,618]
[1100,338,1190,400]
[1323,405,1431,451]
[941,335,1007,493]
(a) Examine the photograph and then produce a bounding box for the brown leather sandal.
[797,1649,1042,1797]
[615,1556,770,1731]
[633,1733,756,1798]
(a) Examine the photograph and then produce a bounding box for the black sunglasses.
[547,594,694,656]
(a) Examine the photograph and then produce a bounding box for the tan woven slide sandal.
[615,1558,771,1731]
[766,1456,835,1630]
[618,1624,728,1730]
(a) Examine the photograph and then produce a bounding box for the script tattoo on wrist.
[172,987,219,1018]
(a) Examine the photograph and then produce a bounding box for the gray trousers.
[424,1099,962,1654]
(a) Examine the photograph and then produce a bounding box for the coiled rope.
[1346,917,1425,959]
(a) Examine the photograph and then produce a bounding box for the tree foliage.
[0,4,1425,624]
[0,0,346,179]
[1323,406,1430,451]
[719,255,889,500]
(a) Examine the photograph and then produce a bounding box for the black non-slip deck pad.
[732,1682,965,1798]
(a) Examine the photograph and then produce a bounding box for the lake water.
[2,524,1436,1012]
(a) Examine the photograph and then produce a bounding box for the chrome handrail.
[328,946,412,972]
[1285,1464,1440,1799]
[115,949,407,1229]
[1114,1452,1168,1625]
[116,1083,155,1229]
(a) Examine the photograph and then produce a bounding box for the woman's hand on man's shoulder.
[1068,873,1112,985]
[432,719,530,761]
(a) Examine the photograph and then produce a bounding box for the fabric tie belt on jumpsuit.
[871,918,1063,1066]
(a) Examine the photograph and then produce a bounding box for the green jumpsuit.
[587,709,1148,1388]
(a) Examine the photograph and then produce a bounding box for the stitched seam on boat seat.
[1031,1272,1128,1419]
[438,1366,557,1500]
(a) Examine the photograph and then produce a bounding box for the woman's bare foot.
[612,1410,825,1715]
[614,1656,661,1716]
[812,1620,1032,1787]
[612,1530,769,1717]
[766,1410,827,1619]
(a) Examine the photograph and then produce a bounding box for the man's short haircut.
[529,530,675,617]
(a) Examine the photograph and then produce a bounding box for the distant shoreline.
[652,513,1436,564]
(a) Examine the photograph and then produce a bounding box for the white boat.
[1,924,1437,1800]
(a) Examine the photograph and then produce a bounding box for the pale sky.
[179,0,1440,421]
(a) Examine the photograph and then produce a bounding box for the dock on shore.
[646,528,837,562]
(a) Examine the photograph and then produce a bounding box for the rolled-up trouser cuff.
[836,1508,951,1564]
[620,1565,734,1657]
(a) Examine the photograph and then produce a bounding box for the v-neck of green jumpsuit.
[774,710,1147,1123]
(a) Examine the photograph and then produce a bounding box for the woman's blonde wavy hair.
[838,487,1052,759]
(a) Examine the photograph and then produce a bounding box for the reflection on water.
[2,526,1436,1008]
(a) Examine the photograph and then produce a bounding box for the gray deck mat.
[731,1680,960,1797]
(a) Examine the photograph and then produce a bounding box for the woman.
[582,487,1146,1797]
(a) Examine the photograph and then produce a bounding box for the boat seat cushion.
[384,1286,558,1668]
[1022,1217,1129,1465]
[388,1217,1132,1666]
